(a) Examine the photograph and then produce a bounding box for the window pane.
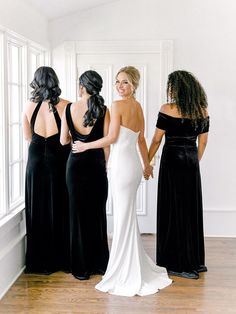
[10,163,21,203]
[10,85,20,123]
[10,124,21,162]
[10,45,19,84]
[31,53,37,79]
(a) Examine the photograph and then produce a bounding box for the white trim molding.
[0,210,26,300]
[64,40,174,102]
[204,207,236,237]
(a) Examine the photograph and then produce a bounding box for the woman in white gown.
[72,66,172,296]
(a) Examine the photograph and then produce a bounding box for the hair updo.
[30,66,61,111]
[79,70,105,127]
[116,66,140,95]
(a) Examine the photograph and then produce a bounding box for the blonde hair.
[116,66,140,95]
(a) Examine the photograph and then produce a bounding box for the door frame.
[63,40,173,103]
[63,40,173,232]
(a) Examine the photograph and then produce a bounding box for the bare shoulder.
[203,108,209,118]
[58,98,71,108]
[160,103,172,114]
[135,100,144,115]
[160,103,181,117]
[24,100,36,113]
[111,100,122,110]
[135,100,143,111]
[112,99,124,107]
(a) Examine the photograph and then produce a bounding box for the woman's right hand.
[72,141,88,153]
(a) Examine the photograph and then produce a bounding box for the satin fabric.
[156,112,210,273]
[95,126,172,296]
[65,104,109,277]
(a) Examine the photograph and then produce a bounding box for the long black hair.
[167,70,208,128]
[30,66,61,111]
[79,70,105,127]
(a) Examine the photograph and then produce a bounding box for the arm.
[72,101,121,153]
[103,109,111,164]
[148,128,165,162]
[60,107,71,145]
[22,112,32,142]
[197,132,208,161]
[137,110,153,179]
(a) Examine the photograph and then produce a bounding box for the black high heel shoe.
[197,265,208,273]
[73,273,90,280]
[168,270,199,279]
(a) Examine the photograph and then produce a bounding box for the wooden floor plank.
[0,236,236,313]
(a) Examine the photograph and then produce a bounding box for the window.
[7,38,27,210]
[0,28,49,220]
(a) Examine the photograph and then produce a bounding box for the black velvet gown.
[25,101,70,274]
[156,112,210,273]
[65,104,109,278]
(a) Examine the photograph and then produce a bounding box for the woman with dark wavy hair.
[22,66,71,274]
[148,70,210,279]
[60,70,110,280]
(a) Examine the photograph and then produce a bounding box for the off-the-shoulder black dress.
[155,112,210,274]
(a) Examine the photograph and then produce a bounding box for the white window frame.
[0,27,49,222]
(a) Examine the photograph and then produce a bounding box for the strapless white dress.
[95,126,172,296]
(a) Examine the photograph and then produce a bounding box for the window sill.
[0,203,25,229]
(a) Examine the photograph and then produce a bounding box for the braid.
[83,94,105,127]
[79,70,105,127]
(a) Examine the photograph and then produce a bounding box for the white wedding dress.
[95,126,172,296]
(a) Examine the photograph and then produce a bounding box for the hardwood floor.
[0,236,236,313]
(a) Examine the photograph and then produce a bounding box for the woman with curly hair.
[148,70,210,279]
[22,66,71,274]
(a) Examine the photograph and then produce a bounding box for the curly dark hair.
[30,66,61,111]
[79,70,105,127]
[167,70,208,128]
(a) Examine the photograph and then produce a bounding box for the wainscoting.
[0,209,26,299]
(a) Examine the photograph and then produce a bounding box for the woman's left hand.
[143,164,153,180]
[72,140,88,153]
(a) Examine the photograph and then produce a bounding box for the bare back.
[69,101,95,135]
[25,99,68,138]
[117,99,144,132]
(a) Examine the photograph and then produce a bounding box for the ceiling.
[25,0,118,21]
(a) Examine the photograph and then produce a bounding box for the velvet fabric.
[156,112,209,273]
[25,101,70,274]
[65,104,109,278]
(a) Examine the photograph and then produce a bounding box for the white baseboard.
[204,208,236,237]
[0,266,25,300]
[0,210,26,300]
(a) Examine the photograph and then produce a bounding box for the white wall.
[0,0,49,47]
[50,0,236,237]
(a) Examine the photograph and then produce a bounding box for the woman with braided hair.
[60,70,110,280]
[147,70,210,279]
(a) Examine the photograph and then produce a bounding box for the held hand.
[143,164,154,180]
[72,140,88,153]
